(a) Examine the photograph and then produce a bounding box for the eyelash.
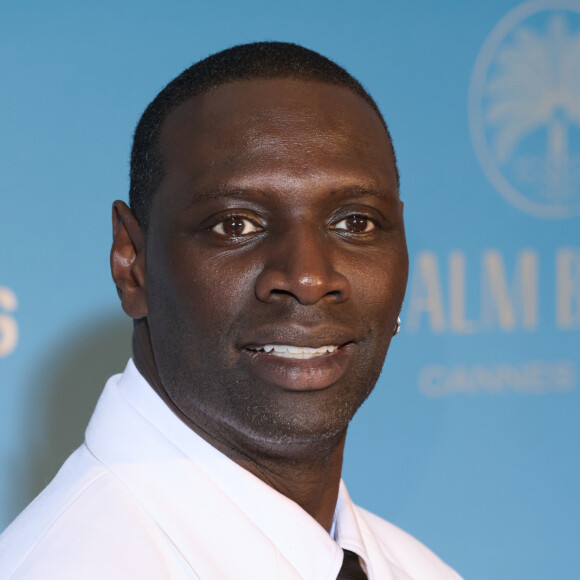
[210,213,378,238]
[211,216,263,237]
[331,214,376,234]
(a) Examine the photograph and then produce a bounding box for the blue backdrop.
[1,1,579,578]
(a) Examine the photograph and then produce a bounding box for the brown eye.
[212,217,261,237]
[334,215,375,233]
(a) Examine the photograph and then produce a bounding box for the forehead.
[157,78,397,197]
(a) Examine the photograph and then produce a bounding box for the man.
[0,42,462,579]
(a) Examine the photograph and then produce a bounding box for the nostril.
[327,290,343,300]
[269,289,295,299]
[260,285,346,306]
[254,257,351,305]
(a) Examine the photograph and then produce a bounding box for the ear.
[110,201,148,319]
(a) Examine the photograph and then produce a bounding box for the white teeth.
[257,345,339,359]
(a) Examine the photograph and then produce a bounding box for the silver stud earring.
[393,316,401,336]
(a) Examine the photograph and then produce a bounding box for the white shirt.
[0,360,462,579]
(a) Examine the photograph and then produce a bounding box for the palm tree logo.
[469,1,580,219]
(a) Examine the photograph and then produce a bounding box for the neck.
[132,319,346,533]
[234,433,346,532]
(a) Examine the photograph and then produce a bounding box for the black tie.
[336,549,368,580]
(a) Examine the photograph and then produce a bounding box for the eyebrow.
[186,183,398,204]
[334,185,398,200]
[191,186,258,201]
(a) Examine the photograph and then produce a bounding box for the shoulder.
[354,505,464,580]
[0,445,191,580]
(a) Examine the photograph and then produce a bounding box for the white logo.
[469,0,580,219]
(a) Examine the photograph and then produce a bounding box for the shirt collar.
[86,359,382,578]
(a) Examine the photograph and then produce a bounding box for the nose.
[255,226,351,305]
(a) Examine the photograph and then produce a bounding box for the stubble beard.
[158,343,388,463]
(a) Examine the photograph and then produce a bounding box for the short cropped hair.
[129,41,398,229]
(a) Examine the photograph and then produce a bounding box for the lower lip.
[242,344,355,391]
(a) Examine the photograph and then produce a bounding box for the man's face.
[143,78,408,455]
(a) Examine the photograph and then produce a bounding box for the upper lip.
[239,323,359,350]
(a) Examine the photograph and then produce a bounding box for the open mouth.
[243,339,354,390]
[247,344,339,359]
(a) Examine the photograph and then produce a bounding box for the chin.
[221,384,373,457]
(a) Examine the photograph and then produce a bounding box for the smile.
[247,345,339,359]
[242,337,355,391]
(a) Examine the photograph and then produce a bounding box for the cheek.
[195,252,262,316]
[152,245,262,336]
[347,249,408,310]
